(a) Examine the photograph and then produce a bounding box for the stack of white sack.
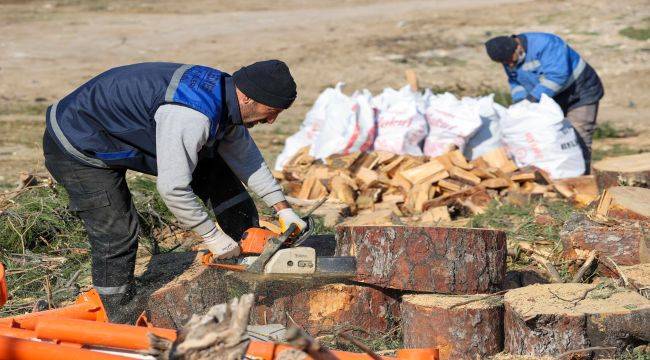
[275,85,583,180]
[372,85,428,156]
[500,94,585,179]
[422,92,483,157]
[274,83,375,170]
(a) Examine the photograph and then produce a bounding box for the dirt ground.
[1,0,649,186]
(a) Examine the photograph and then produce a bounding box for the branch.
[571,250,597,283]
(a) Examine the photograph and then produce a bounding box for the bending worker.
[485,32,604,172]
[43,60,306,322]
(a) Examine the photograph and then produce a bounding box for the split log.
[620,263,650,299]
[596,186,650,221]
[449,167,481,185]
[420,206,451,224]
[593,152,650,190]
[560,214,649,266]
[398,160,445,186]
[335,226,506,294]
[553,175,599,206]
[480,147,518,173]
[504,283,650,358]
[401,294,504,360]
[252,283,399,337]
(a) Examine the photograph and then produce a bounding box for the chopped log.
[420,206,451,224]
[414,170,449,186]
[596,186,650,221]
[356,188,382,210]
[620,263,650,299]
[252,283,399,337]
[381,156,406,178]
[398,160,445,185]
[438,179,464,192]
[480,147,518,173]
[560,214,649,266]
[401,294,504,360]
[504,283,650,357]
[326,152,362,170]
[481,178,510,189]
[471,167,495,180]
[405,182,432,214]
[391,173,413,191]
[449,167,481,185]
[405,69,419,91]
[341,210,403,226]
[423,186,485,209]
[335,226,506,294]
[553,175,599,206]
[593,152,650,190]
[298,176,328,200]
[355,167,380,189]
[447,150,473,170]
[329,176,357,209]
[510,172,536,182]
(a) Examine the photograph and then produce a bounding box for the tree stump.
[504,283,650,358]
[252,282,399,337]
[401,294,504,360]
[561,214,649,266]
[144,252,347,329]
[621,263,650,299]
[596,186,650,221]
[593,152,650,191]
[335,226,507,294]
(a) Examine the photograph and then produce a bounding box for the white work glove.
[202,228,241,259]
[277,208,307,235]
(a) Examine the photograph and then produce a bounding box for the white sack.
[309,85,376,160]
[501,94,585,179]
[372,85,428,156]
[423,92,482,157]
[274,84,337,170]
[464,95,505,160]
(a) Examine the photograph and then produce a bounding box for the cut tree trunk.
[252,282,399,337]
[593,152,650,191]
[560,214,649,266]
[401,294,504,360]
[504,283,650,358]
[596,186,650,221]
[144,250,348,329]
[335,226,507,294]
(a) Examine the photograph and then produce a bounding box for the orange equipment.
[0,263,7,308]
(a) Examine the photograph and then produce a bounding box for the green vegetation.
[593,121,638,140]
[620,26,650,41]
[592,144,645,161]
[0,176,176,317]
[0,102,49,117]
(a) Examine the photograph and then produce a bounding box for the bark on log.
[504,283,650,358]
[252,282,399,337]
[401,294,504,360]
[560,214,649,266]
[596,186,650,221]
[335,226,507,294]
[593,152,650,191]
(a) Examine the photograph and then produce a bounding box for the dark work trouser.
[42,130,258,323]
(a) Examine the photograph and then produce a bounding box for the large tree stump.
[504,283,650,358]
[144,252,347,329]
[252,282,399,337]
[621,263,650,299]
[596,186,650,221]
[561,214,649,266]
[401,294,504,360]
[335,226,507,294]
[593,152,650,191]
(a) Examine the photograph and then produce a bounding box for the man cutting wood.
[42,60,306,322]
[485,33,605,173]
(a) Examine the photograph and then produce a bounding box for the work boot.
[97,283,139,324]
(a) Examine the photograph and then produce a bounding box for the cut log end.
[593,152,650,190]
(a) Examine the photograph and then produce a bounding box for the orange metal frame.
[0,263,439,360]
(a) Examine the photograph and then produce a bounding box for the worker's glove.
[277,208,307,235]
[202,228,241,259]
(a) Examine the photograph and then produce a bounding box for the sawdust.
[504,283,650,316]
[402,293,502,310]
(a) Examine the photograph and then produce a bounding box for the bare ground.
[1,0,649,185]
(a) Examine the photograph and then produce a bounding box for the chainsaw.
[201,216,356,277]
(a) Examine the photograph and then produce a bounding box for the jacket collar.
[224,76,243,126]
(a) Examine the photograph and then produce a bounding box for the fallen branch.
[602,256,631,288]
[531,254,563,283]
[571,250,597,283]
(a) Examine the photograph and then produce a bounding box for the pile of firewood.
[274,146,600,224]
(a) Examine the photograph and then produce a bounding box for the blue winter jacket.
[505,32,603,112]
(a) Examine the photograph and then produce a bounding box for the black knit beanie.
[232,60,296,109]
[485,36,517,62]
